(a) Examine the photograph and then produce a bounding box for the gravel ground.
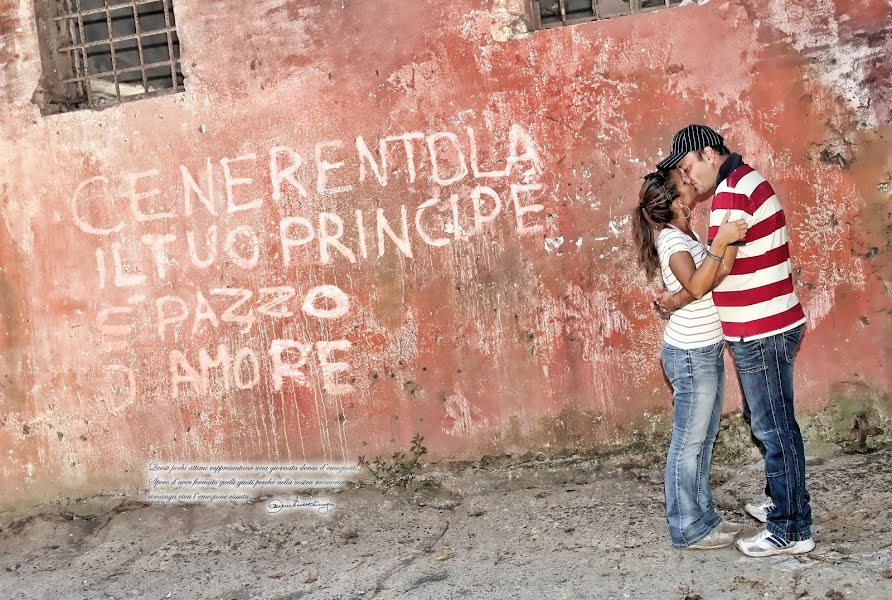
[1,447,891,600]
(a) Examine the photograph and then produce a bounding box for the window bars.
[46,0,184,110]
[530,0,684,29]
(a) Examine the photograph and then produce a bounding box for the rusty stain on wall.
[0,0,889,509]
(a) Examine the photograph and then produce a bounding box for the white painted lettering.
[70,176,124,235]
[111,241,147,288]
[170,350,202,397]
[141,233,177,279]
[233,347,261,389]
[221,153,262,213]
[186,226,217,269]
[302,285,350,319]
[181,159,218,217]
[269,339,312,391]
[468,127,508,178]
[506,124,541,176]
[127,170,174,222]
[415,197,450,247]
[472,186,502,233]
[376,205,413,258]
[193,290,220,334]
[511,183,544,236]
[269,146,308,201]
[355,209,368,260]
[280,216,315,266]
[383,132,424,184]
[319,212,357,264]
[199,344,231,392]
[315,140,353,195]
[426,132,468,186]
[356,136,387,187]
[210,288,256,333]
[224,225,260,270]
[256,287,295,318]
[156,296,188,341]
[316,340,353,395]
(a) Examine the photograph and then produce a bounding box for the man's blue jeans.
[661,340,724,548]
[729,323,812,541]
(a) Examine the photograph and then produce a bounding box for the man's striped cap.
[656,124,724,171]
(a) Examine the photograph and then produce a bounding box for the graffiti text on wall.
[68,123,544,410]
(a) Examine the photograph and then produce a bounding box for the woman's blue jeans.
[660,340,725,548]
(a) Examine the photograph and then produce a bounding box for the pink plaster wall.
[0,0,889,509]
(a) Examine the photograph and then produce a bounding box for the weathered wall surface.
[0,0,889,509]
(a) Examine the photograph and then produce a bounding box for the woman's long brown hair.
[632,171,679,280]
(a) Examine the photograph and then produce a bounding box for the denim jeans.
[729,323,812,541]
[741,388,770,500]
[661,340,725,548]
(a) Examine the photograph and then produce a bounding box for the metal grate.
[52,0,184,108]
[531,0,684,29]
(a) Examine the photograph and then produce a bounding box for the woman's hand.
[666,211,747,301]
[713,211,748,249]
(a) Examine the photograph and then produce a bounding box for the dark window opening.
[529,0,684,30]
[33,0,185,114]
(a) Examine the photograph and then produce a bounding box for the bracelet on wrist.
[705,249,724,261]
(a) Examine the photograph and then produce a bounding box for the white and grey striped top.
[656,226,724,350]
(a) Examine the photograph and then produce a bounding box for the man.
[655,124,814,557]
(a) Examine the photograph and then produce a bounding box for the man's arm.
[654,288,693,314]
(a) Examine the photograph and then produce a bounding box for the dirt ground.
[2,446,891,600]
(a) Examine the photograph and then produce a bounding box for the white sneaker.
[717,518,744,535]
[735,529,815,557]
[744,497,774,523]
[687,528,736,550]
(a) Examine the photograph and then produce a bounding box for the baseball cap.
[656,124,724,171]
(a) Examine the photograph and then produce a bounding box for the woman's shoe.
[687,528,736,550]
[717,518,744,535]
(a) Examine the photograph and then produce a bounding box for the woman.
[632,169,748,549]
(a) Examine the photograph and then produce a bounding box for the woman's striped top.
[657,226,724,350]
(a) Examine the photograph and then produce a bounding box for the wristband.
[705,250,724,262]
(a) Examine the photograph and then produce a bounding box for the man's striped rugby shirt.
[706,155,806,341]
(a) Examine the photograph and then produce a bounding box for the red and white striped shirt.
[707,161,806,341]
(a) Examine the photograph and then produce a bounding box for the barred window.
[34,0,184,114]
[530,0,683,30]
